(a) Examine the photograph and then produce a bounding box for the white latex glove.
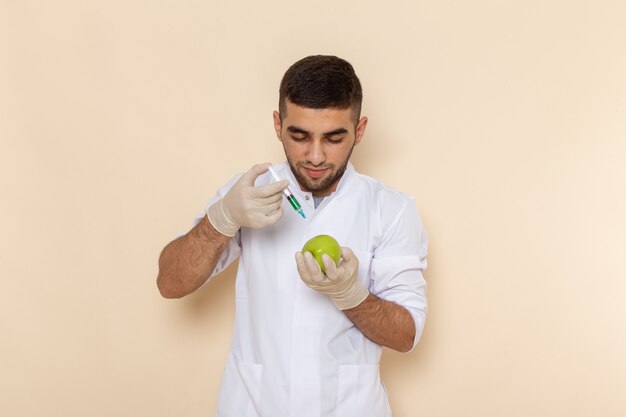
[206,163,289,237]
[295,247,369,310]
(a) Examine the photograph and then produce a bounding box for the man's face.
[273,101,368,197]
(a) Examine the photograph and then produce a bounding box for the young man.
[157,55,428,417]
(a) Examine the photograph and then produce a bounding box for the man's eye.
[327,137,344,144]
[291,136,307,142]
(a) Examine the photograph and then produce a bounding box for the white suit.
[193,162,428,417]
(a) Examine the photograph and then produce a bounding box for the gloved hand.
[295,247,369,310]
[206,163,289,237]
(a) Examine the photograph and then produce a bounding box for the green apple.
[302,234,342,273]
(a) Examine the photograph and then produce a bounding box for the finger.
[263,206,284,225]
[250,189,284,206]
[303,252,322,278]
[266,201,283,213]
[266,191,285,204]
[340,247,356,263]
[239,162,272,186]
[295,252,308,277]
[295,252,314,284]
[258,199,283,215]
[322,254,338,278]
[251,180,289,198]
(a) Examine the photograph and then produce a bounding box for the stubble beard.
[285,145,355,196]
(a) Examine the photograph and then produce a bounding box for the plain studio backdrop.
[1,1,625,416]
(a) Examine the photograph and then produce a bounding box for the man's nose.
[306,140,326,165]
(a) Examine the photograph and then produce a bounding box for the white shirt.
[193,162,428,417]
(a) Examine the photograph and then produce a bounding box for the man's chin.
[297,173,332,194]
[301,179,327,193]
[288,162,337,194]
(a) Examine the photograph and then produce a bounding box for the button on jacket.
[192,162,428,417]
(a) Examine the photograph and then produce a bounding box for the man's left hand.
[295,247,369,310]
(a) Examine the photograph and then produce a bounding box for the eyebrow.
[286,126,309,135]
[286,126,349,136]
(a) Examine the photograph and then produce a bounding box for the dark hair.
[279,55,363,123]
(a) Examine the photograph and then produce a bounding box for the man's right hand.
[206,163,289,237]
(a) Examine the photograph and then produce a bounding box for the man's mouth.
[302,167,329,179]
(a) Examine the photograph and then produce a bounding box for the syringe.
[267,166,306,219]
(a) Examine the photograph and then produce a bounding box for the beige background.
[1,1,625,416]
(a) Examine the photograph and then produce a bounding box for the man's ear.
[273,111,282,141]
[354,116,368,145]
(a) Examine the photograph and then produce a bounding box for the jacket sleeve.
[369,195,428,352]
